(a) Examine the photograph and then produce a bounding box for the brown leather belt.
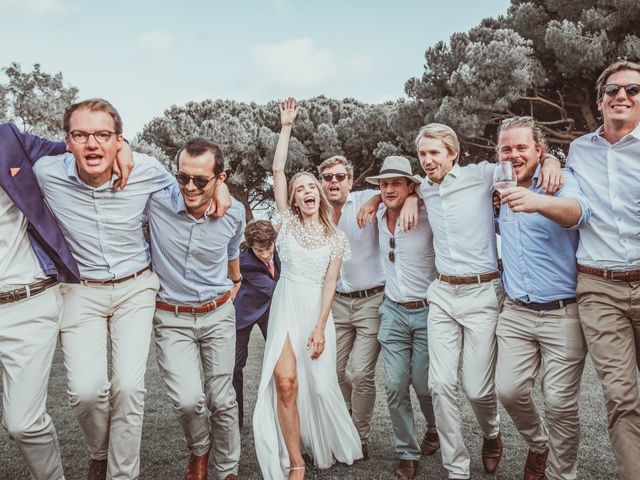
[156,291,232,315]
[389,298,429,310]
[336,285,385,299]
[512,297,577,312]
[81,266,150,285]
[0,277,59,304]
[577,265,640,282]
[438,271,500,285]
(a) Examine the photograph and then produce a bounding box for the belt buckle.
[7,290,17,303]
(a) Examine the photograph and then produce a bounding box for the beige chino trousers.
[496,298,586,480]
[154,301,240,480]
[1,286,64,480]
[332,291,383,444]
[426,279,503,480]
[576,273,640,480]
[59,270,159,480]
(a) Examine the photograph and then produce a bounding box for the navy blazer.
[0,123,80,283]
[234,248,280,330]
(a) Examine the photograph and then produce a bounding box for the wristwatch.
[231,275,243,285]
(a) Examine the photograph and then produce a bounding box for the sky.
[0,0,512,137]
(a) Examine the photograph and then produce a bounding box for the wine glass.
[493,161,517,222]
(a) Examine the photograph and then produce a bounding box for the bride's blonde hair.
[287,172,337,236]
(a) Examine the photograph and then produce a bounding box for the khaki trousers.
[427,279,503,480]
[496,298,586,480]
[1,285,65,480]
[332,291,383,444]
[576,273,640,480]
[154,301,240,480]
[59,271,159,480]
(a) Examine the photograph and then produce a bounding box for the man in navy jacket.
[233,220,280,427]
[0,123,79,479]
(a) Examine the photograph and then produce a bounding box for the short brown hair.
[596,60,640,103]
[63,98,123,134]
[496,116,547,155]
[244,220,277,247]
[176,137,225,175]
[415,123,460,164]
[317,155,354,179]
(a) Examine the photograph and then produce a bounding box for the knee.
[275,373,298,405]
[69,381,110,409]
[429,377,456,398]
[4,416,47,442]
[544,392,578,419]
[174,391,206,417]
[350,365,375,389]
[496,382,528,408]
[111,379,145,407]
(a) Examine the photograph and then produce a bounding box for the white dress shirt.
[418,163,499,276]
[336,189,386,293]
[0,186,46,290]
[377,204,436,302]
[33,152,174,280]
[566,124,640,269]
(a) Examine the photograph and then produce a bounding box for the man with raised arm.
[494,117,590,480]
[415,123,562,480]
[565,60,640,480]
[149,138,244,480]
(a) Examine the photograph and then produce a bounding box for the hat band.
[379,168,412,176]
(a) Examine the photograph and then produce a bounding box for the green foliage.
[406,0,640,159]
[0,62,78,138]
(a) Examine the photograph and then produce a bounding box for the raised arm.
[273,97,298,213]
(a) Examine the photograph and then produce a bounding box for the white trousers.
[427,279,503,479]
[59,270,159,480]
[1,285,64,480]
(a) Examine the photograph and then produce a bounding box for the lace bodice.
[275,209,350,286]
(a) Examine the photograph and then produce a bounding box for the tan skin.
[271,97,343,479]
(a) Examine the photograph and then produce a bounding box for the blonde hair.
[496,116,547,156]
[318,155,354,179]
[414,123,460,164]
[287,172,337,236]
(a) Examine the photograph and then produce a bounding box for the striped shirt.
[148,183,246,306]
[33,152,173,280]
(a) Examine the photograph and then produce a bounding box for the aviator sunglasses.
[603,83,640,97]
[321,172,348,182]
[175,172,215,189]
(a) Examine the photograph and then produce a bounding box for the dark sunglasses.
[321,173,348,182]
[603,83,640,97]
[175,172,215,189]
[389,236,395,263]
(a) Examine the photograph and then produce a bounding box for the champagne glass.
[493,161,517,222]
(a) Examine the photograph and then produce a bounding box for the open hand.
[280,97,298,127]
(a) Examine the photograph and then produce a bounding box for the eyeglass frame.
[321,172,348,182]
[67,130,118,144]
[175,171,217,189]
[602,83,640,97]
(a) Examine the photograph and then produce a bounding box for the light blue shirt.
[34,152,174,280]
[499,166,591,303]
[566,124,640,269]
[148,183,245,306]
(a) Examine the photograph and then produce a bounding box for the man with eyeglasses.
[31,98,205,480]
[317,155,386,459]
[565,60,640,480]
[364,156,437,480]
[147,137,244,480]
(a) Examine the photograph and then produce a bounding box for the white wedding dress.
[253,210,362,479]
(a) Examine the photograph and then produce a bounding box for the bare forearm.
[537,196,582,227]
[273,125,292,174]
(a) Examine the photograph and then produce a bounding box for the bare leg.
[274,336,305,479]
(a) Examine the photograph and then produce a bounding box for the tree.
[406,0,640,160]
[137,97,412,219]
[0,62,78,138]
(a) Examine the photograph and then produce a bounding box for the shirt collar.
[590,123,640,144]
[428,163,460,186]
[530,164,543,190]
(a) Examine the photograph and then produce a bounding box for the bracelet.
[231,275,243,285]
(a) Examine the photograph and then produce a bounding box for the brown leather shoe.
[481,432,503,474]
[420,431,440,456]
[185,452,209,480]
[361,443,369,461]
[523,448,548,480]
[394,459,417,479]
[223,475,239,480]
[87,459,107,480]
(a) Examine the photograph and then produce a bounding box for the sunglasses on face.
[603,83,640,97]
[175,172,215,189]
[389,236,395,263]
[321,173,348,182]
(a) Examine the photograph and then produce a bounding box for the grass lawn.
[0,327,621,479]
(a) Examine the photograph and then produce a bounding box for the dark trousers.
[233,314,268,426]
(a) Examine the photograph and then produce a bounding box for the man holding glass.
[494,117,590,480]
[414,123,562,480]
[565,60,640,480]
